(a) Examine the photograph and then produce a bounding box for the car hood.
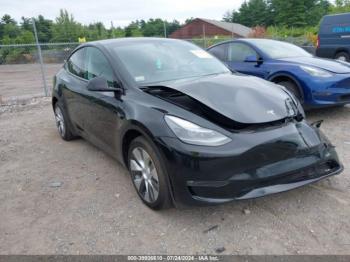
[150,74,296,124]
[278,56,350,74]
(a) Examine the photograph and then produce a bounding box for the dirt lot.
[0,64,61,99]
[0,99,349,255]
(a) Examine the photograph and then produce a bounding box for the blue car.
[207,39,350,108]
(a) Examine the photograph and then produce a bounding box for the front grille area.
[188,160,340,199]
[339,94,350,102]
[273,160,339,184]
[335,78,350,89]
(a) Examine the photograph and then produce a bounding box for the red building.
[170,18,252,39]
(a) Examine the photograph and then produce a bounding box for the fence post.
[202,24,207,48]
[163,21,167,38]
[32,18,49,96]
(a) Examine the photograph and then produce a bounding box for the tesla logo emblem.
[267,110,275,115]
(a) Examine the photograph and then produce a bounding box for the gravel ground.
[0,99,349,255]
[0,64,61,99]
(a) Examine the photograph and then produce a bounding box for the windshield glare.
[112,40,230,85]
[251,40,312,59]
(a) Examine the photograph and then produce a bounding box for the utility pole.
[111,21,115,38]
[232,23,234,38]
[32,18,48,96]
[202,24,206,48]
[163,21,167,38]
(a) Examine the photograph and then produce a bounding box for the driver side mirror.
[244,55,263,65]
[87,76,122,93]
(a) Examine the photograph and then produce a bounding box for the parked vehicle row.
[207,38,350,108]
[52,38,343,210]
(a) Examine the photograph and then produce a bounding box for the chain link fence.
[0,36,315,104]
[0,42,79,104]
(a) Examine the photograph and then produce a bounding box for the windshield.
[249,39,312,59]
[112,40,230,85]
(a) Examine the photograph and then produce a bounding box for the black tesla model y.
[52,38,343,210]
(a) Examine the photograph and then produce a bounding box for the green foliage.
[84,22,109,40]
[123,19,181,37]
[0,10,184,48]
[224,0,272,27]
[266,26,318,46]
[124,21,143,37]
[34,15,53,42]
[224,0,330,28]
[267,26,316,38]
[330,0,350,13]
[51,9,83,42]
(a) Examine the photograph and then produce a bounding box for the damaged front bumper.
[155,120,343,206]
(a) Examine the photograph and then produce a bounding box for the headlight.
[300,65,332,78]
[164,115,231,146]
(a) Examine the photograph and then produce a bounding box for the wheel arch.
[52,96,58,109]
[335,48,349,55]
[268,73,305,101]
[120,121,158,168]
[120,121,176,206]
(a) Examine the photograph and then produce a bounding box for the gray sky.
[0,0,245,28]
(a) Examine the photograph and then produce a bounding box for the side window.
[208,44,227,61]
[228,43,257,62]
[86,47,115,87]
[67,48,86,79]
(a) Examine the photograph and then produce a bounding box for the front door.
[226,42,269,79]
[82,46,124,154]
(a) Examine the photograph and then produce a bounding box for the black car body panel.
[147,74,295,124]
[52,38,343,207]
[155,122,342,206]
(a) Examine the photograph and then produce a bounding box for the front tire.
[335,52,350,62]
[278,81,303,103]
[128,136,172,210]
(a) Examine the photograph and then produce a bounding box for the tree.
[1,14,16,25]
[270,0,329,27]
[167,20,181,35]
[330,0,350,13]
[84,22,108,40]
[270,0,307,27]
[223,0,272,27]
[140,18,167,36]
[0,14,19,39]
[34,15,53,42]
[223,0,330,28]
[21,17,32,31]
[184,17,195,25]
[124,21,143,37]
[110,26,125,38]
[51,9,83,42]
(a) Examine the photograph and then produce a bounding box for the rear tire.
[277,81,303,103]
[335,52,350,62]
[128,136,172,210]
[54,102,78,141]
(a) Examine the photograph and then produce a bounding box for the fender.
[119,121,157,163]
[268,72,305,101]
